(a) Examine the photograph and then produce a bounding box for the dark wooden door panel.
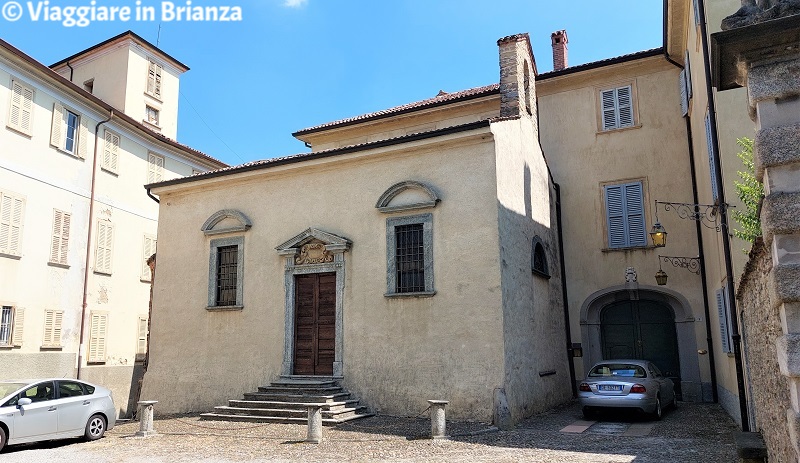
[293,272,336,375]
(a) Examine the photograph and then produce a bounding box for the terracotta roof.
[537,48,664,79]
[292,84,500,137]
[0,37,224,168]
[150,119,494,190]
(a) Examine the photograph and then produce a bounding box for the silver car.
[578,359,677,420]
[0,378,116,451]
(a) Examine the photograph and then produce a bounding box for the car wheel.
[0,426,6,452]
[651,397,663,420]
[85,414,107,441]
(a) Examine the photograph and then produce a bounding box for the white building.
[0,31,226,416]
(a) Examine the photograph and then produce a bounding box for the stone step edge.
[199,412,374,425]
[229,399,360,408]
[213,405,367,416]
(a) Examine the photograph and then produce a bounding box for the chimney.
[551,30,568,71]
[497,33,537,118]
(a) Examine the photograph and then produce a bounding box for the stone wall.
[738,237,795,462]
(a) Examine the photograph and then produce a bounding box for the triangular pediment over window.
[275,228,352,256]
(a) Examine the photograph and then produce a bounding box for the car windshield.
[589,364,647,378]
[0,382,27,399]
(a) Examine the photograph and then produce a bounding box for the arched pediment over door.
[276,228,351,377]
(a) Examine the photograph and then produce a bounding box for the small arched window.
[531,237,550,278]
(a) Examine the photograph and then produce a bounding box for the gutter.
[77,110,113,379]
[697,0,750,431]
[662,3,719,404]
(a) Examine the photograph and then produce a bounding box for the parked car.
[0,378,116,451]
[578,359,676,420]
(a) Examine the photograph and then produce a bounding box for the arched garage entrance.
[600,300,681,396]
[580,284,704,402]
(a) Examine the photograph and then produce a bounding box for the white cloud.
[283,0,307,7]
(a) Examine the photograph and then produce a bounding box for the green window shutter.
[605,185,627,248]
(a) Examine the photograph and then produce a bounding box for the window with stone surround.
[385,214,434,297]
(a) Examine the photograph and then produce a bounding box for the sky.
[0,0,664,167]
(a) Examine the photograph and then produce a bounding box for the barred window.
[385,214,434,297]
[216,245,238,306]
[395,224,425,293]
[207,236,244,309]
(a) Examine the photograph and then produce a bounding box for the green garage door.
[600,300,681,397]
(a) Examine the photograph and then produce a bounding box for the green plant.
[730,137,763,250]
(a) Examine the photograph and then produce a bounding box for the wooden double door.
[293,273,336,375]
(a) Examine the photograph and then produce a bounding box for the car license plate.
[599,385,623,391]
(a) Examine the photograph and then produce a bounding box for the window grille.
[395,224,425,293]
[216,245,238,305]
[0,306,11,345]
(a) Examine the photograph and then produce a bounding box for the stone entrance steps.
[200,377,373,425]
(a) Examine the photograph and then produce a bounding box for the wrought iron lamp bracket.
[658,255,702,275]
[654,200,733,232]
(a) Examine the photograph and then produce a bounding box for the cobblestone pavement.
[0,401,739,462]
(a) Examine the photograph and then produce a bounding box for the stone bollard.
[135,400,158,437]
[305,404,323,444]
[428,400,449,439]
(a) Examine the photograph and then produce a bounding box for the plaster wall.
[683,0,756,418]
[142,131,508,421]
[538,59,709,386]
[54,43,130,112]
[299,98,499,152]
[491,116,572,423]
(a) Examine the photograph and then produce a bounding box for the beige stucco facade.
[0,33,223,417]
[142,35,572,424]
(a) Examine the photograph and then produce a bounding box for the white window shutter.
[147,61,156,95]
[617,86,634,128]
[50,210,70,264]
[103,130,120,173]
[0,192,24,256]
[8,81,34,135]
[137,318,148,354]
[95,221,114,274]
[155,64,162,98]
[679,70,688,116]
[42,310,62,347]
[148,153,164,184]
[141,235,156,280]
[89,313,107,362]
[50,210,62,263]
[601,89,617,130]
[77,117,89,158]
[11,307,24,346]
[51,103,65,149]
